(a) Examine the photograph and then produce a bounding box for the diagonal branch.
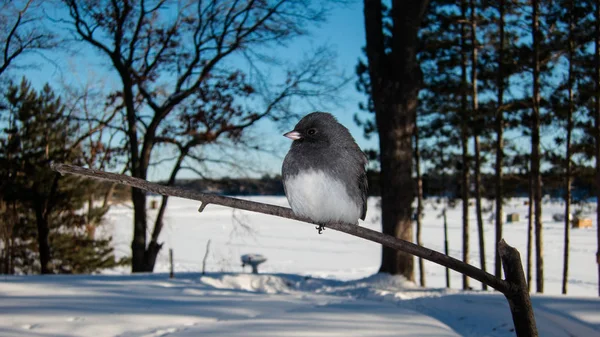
[51,163,510,293]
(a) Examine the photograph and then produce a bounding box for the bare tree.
[0,0,56,77]
[146,50,339,269]
[61,0,344,272]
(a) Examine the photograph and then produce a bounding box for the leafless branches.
[60,0,347,272]
[0,0,56,77]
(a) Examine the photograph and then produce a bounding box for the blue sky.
[15,1,376,181]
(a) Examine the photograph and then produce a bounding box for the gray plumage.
[282,112,368,225]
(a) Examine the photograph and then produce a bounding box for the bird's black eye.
[307,128,317,135]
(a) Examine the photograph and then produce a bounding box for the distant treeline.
[172,176,286,196]
[168,168,595,200]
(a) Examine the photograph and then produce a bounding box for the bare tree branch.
[0,0,55,76]
[59,0,348,273]
[52,163,511,293]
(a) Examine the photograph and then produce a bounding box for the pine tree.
[530,0,544,293]
[493,0,507,281]
[469,0,488,290]
[595,0,600,297]
[419,0,475,289]
[0,79,125,274]
[545,0,590,295]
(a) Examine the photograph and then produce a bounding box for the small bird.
[282,112,368,233]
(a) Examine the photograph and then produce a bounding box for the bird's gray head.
[283,112,353,146]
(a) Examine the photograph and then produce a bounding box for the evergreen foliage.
[0,79,127,274]
[356,0,600,292]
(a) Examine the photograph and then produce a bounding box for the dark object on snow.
[571,218,592,228]
[241,254,267,274]
[506,213,520,223]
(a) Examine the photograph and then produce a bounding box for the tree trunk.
[444,207,450,288]
[7,237,13,274]
[120,77,147,273]
[102,183,116,208]
[415,124,426,286]
[460,131,470,290]
[119,65,147,273]
[532,0,544,293]
[144,153,187,271]
[376,101,416,280]
[34,203,51,274]
[527,167,534,292]
[498,240,539,337]
[471,0,486,290]
[364,0,429,281]
[87,196,93,222]
[86,196,95,239]
[460,0,470,290]
[442,154,450,288]
[144,194,167,271]
[562,0,574,295]
[112,59,148,273]
[474,136,486,289]
[595,0,600,298]
[131,189,147,272]
[494,0,506,280]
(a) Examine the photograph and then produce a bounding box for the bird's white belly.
[284,169,361,224]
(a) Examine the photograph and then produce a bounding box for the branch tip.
[498,239,510,256]
[198,202,208,213]
[50,162,64,175]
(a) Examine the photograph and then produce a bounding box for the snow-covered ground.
[108,196,598,296]
[1,196,599,336]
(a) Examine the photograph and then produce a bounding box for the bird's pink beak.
[284,131,302,140]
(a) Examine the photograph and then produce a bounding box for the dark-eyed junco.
[282,112,368,233]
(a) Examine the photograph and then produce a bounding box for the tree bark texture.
[363,0,430,280]
[131,188,147,272]
[499,239,539,337]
